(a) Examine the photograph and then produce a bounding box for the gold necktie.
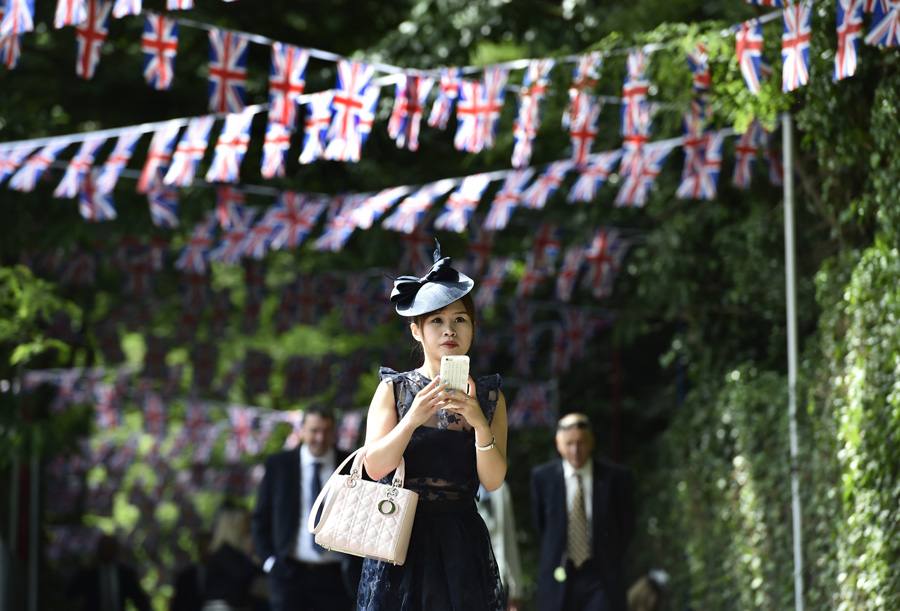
[567,473,591,568]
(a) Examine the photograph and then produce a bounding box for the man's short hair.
[557,413,591,432]
[305,404,335,423]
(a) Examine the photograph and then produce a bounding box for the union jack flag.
[508,381,557,429]
[54,136,105,198]
[676,131,725,200]
[0,0,34,37]
[512,59,554,168]
[466,223,494,276]
[175,214,216,273]
[205,109,254,183]
[732,120,763,189]
[568,150,622,203]
[521,161,573,209]
[745,0,783,5]
[483,168,534,231]
[512,303,537,373]
[142,13,178,90]
[54,0,86,29]
[95,130,140,193]
[782,2,813,92]
[428,67,461,130]
[0,28,20,70]
[9,141,68,192]
[207,29,248,113]
[398,225,434,272]
[268,42,309,128]
[241,217,274,260]
[74,0,110,80]
[621,50,650,137]
[324,60,376,161]
[209,207,257,264]
[350,186,411,230]
[563,51,602,129]
[569,97,600,167]
[163,116,214,186]
[215,185,246,229]
[865,0,900,47]
[562,308,592,362]
[298,91,333,164]
[619,104,653,179]
[474,257,509,309]
[261,121,291,179]
[314,194,366,252]
[382,178,456,233]
[388,74,434,151]
[736,20,767,94]
[835,0,865,80]
[585,228,627,299]
[267,193,325,250]
[687,43,711,94]
[531,223,562,271]
[433,173,492,233]
[614,144,672,207]
[516,255,545,300]
[454,67,508,153]
[166,0,192,10]
[147,186,179,228]
[556,246,585,302]
[78,172,117,221]
[112,0,140,18]
[137,120,181,193]
[225,406,262,461]
[0,145,34,184]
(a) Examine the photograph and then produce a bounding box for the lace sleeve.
[476,373,502,424]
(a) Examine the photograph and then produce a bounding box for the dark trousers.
[562,559,610,611]
[268,558,352,611]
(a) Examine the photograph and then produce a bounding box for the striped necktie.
[567,473,591,568]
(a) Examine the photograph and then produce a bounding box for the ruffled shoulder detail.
[475,373,503,424]
[377,366,405,383]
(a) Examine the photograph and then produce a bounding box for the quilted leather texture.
[315,475,419,565]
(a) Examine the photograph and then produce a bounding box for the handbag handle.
[307,447,407,535]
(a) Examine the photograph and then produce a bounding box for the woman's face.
[411,301,474,359]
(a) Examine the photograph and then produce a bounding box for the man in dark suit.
[67,534,152,611]
[251,405,360,611]
[531,413,635,611]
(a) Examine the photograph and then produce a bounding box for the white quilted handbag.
[307,447,418,565]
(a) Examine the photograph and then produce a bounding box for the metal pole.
[782,112,805,611]
[27,443,39,611]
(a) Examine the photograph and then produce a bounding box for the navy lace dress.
[356,368,506,611]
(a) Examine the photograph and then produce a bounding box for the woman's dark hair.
[410,293,477,345]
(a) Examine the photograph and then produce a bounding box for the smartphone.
[440,355,470,393]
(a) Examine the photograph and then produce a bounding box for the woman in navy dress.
[356,243,509,611]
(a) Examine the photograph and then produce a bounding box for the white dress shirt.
[562,459,594,538]
[295,444,340,563]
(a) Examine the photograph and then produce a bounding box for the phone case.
[440,355,470,392]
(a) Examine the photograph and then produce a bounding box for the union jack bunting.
[267,193,325,250]
[512,59,555,168]
[621,50,650,136]
[521,161,573,209]
[569,97,600,166]
[241,217,274,260]
[205,109,254,183]
[614,144,673,207]
[562,308,592,362]
[142,13,178,90]
[745,0,783,5]
[74,0,111,80]
[563,51,602,129]
[466,223,494,276]
[388,74,434,151]
[398,225,434,271]
[483,168,534,231]
[313,195,366,252]
[531,223,562,271]
[95,131,140,193]
[175,213,217,273]
[350,186,412,230]
[268,42,309,128]
[865,0,900,47]
[736,20,767,94]
[137,120,181,193]
[54,0,86,29]
[209,208,257,264]
[433,174,492,233]
[261,121,291,179]
[835,0,865,80]
[676,131,725,200]
[225,406,261,461]
[54,136,105,198]
[0,0,34,37]
[0,29,20,69]
[147,186,179,228]
[0,146,35,184]
[454,67,508,153]
[207,29,248,113]
[428,67,462,130]
[568,150,622,203]
[619,104,653,178]
[687,43,711,94]
[112,0,139,18]
[166,0,193,10]
[298,91,333,164]
[78,172,117,221]
[732,120,763,189]
[508,381,557,429]
[585,228,626,299]
[382,178,456,233]
[556,246,585,302]
[782,2,813,92]
[215,185,245,229]
[474,258,509,309]
[9,141,68,192]
[163,116,214,186]
[324,60,376,161]
[512,303,537,372]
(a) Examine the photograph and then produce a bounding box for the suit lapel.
[288,446,302,523]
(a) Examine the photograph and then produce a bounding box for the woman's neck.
[417,357,440,379]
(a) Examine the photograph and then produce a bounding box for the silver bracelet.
[475,435,496,452]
